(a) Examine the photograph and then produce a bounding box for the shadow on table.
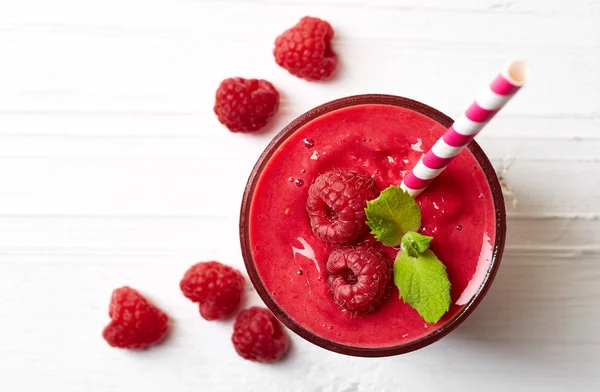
[448,183,594,378]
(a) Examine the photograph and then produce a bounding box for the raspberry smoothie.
[240,95,505,356]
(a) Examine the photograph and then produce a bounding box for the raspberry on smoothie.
[326,246,392,313]
[306,170,379,244]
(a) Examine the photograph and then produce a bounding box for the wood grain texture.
[0,0,599,391]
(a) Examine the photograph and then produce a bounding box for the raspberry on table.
[232,307,290,363]
[326,246,392,313]
[306,170,379,244]
[273,16,338,81]
[214,77,279,133]
[180,261,245,321]
[102,286,169,349]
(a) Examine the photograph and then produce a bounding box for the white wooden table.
[1,1,599,391]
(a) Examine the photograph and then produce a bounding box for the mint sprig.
[364,186,451,323]
[365,186,421,246]
[394,232,451,324]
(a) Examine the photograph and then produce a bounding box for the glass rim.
[239,94,507,357]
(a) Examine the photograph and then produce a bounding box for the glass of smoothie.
[240,95,506,357]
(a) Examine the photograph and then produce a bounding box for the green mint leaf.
[402,232,433,258]
[394,233,451,323]
[365,186,421,246]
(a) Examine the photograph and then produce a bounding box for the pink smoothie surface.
[248,104,496,348]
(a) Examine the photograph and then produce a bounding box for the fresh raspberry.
[102,287,169,349]
[306,170,379,244]
[180,261,245,321]
[214,77,279,133]
[273,16,338,81]
[326,246,392,313]
[232,307,290,363]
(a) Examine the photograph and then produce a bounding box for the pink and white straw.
[401,60,528,196]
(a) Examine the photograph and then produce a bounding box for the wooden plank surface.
[0,0,599,391]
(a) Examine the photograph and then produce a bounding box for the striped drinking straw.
[401,60,528,196]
